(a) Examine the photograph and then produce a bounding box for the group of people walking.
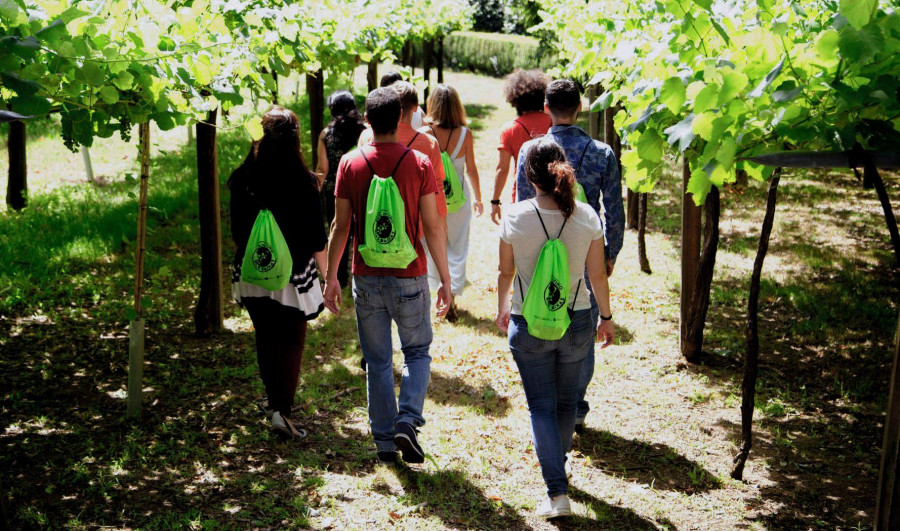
[228,68,624,519]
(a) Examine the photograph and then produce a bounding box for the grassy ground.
[1,66,897,530]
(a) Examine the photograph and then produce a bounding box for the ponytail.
[524,138,577,219]
[549,161,576,218]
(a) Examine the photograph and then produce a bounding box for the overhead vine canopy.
[538,0,900,203]
[0,0,472,148]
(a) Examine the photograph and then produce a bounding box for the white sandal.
[271,411,308,440]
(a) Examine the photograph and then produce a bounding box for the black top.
[229,164,327,276]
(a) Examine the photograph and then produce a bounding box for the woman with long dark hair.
[495,138,614,518]
[229,106,327,440]
[316,90,366,288]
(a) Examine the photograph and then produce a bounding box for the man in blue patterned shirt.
[515,79,625,433]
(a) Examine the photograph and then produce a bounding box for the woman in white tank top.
[420,84,483,321]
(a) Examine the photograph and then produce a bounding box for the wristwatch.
[490,199,501,205]
[600,313,613,321]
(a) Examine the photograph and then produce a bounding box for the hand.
[596,319,615,348]
[496,307,510,333]
[606,258,615,277]
[490,203,502,225]
[435,282,453,318]
[473,200,484,217]
[323,280,342,314]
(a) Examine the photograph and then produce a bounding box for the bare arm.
[323,197,352,313]
[491,149,512,224]
[420,192,452,317]
[496,240,515,332]
[314,250,327,282]
[464,132,483,216]
[585,238,615,347]
[315,131,328,188]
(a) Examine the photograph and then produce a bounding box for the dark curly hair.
[504,69,550,116]
[325,90,365,154]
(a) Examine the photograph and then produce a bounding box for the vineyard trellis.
[0,0,472,417]
[538,0,900,524]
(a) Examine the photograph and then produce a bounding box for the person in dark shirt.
[229,106,327,440]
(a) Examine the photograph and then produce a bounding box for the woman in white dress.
[421,84,483,321]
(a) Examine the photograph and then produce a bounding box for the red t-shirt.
[335,141,439,278]
[498,111,552,160]
[498,111,551,201]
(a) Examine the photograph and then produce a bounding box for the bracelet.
[600,314,613,321]
[490,199,501,205]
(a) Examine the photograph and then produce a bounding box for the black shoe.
[360,357,367,372]
[574,420,585,435]
[394,422,425,464]
[377,451,398,463]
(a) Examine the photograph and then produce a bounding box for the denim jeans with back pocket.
[353,275,432,453]
[509,309,592,497]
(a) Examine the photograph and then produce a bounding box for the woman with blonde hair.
[420,83,483,321]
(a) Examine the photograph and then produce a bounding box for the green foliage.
[539,0,900,204]
[443,31,556,76]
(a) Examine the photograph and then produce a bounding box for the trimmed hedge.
[443,31,557,76]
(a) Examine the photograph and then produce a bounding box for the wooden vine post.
[877,311,900,530]
[127,122,151,420]
[367,60,378,92]
[6,120,26,210]
[638,192,651,273]
[680,159,702,360]
[306,70,325,169]
[194,108,224,336]
[683,186,721,360]
[587,85,603,140]
[732,168,781,480]
[437,36,444,84]
[401,40,412,67]
[423,39,434,110]
[82,148,94,183]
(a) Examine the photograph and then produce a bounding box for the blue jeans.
[509,309,593,497]
[353,275,432,453]
[576,277,600,422]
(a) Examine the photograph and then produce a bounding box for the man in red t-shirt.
[490,69,552,225]
[324,88,451,465]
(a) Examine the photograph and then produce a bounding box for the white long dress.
[425,127,471,296]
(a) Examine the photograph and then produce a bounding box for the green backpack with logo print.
[357,148,419,269]
[520,201,582,340]
[241,208,293,291]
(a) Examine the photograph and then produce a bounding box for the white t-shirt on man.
[500,200,604,315]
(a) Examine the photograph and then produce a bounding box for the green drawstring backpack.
[241,208,293,291]
[434,127,466,213]
[519,201,582,341]
[357,148,419,269]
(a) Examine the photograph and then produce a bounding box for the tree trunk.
[187,123,194,144]
[627,189,639,229]
[306,71,324,169]
[638,192,651,274]
[732,170,781,480]
[6,120,26,210]
[587,85,603,141]
[423,39,434,111]
[437,37,444,84]
[367,60,378,93]
[194,109,224,337]
[680,160,703,361]
[127,122,151,420]
[401,40,412,66]
[0,476,8,531]
[682,186,720,361]
[865,159,900,266]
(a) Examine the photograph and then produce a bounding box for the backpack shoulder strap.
[406,132,420,148]
[575,140,592,174]
[359,148,377,176]
[442,127,456,153]
[390,148,412,177]
[450,127,467,159]
[569,278,582,310]
[531,201,550,240]
[514,119,531,137]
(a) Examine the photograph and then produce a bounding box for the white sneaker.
[536,494,572,519]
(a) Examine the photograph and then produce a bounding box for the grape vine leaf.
[661,77,686,113]
[748,57,785,98]
[664,113,696,152]
[840,0,877,30]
